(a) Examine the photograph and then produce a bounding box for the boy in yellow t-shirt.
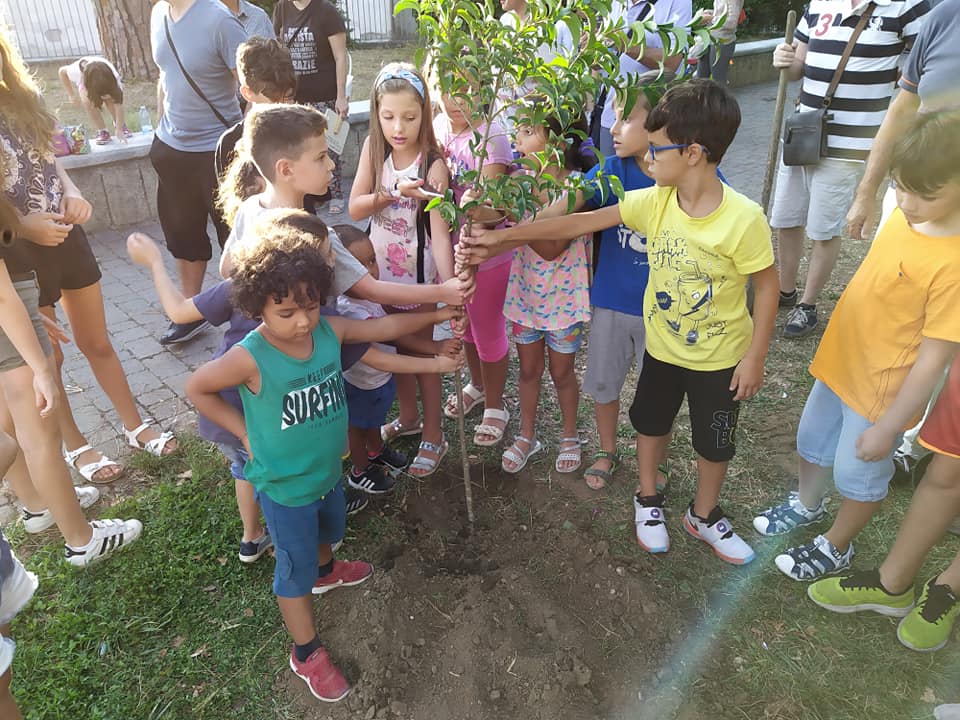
[754,112,960,582]
[463,80,780,564]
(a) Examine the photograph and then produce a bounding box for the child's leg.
[686,365,740,518]
[636,434,672,497]
[464,342,485,396]
[277,595,319,646]
[391,373,421,429]
[235,480,264,543]
[55,284,177,453]
[547,327,583,473]
[348,425,369,470]
[880,454,960,594]
[797,380,844,507]
[0,624,22,720]
[693,457,730,519]
[516,339,545,441]
[629,353,686,498]
[0,365,92,547]
[776,226,806,295]
[362,427,384,459]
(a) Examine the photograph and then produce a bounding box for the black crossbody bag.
[163,15,231,128]
[781,3,875,166]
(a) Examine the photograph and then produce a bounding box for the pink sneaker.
[312,559,373,595]
[289,646,351,702]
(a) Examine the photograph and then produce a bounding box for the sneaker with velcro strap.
[64,518,143,567]
[775,534,853,581]
[634,493,669,553]
[23,486,101,533]
[753,491,826,536]
[683,504,755,565]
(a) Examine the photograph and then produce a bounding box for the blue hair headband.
[375,67,425,99]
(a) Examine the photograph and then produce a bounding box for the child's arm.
[461,204,623,264]
[54,160,93,226]
[185,346,258,454]
[127,233,204,324]
[426,158,454,281]
[360,346,462,375]
[112,100,126,141]
[395,335,460,357]
[856,338,959,462]
[0,261,58,415]
[730,264,778,401]
[345,273,469,307]
[348,137,399,221]
[327,305,461,345]
[59,65,81,103]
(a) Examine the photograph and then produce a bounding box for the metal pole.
[761,10,797,215]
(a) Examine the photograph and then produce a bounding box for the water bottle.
[139,106,153,134]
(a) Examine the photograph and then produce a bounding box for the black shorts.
[149,136,229,262]
[628,351,740,463]
[33,225,102,307]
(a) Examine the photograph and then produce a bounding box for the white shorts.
[769,156,865,241]
[0,557,37,676]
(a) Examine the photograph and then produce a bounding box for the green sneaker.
[897,577,960,653]
[807,569,914,617]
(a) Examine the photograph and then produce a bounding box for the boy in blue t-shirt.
[458,70,668,491]
[186,208,462,703]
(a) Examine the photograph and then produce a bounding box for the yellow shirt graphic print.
[620,185,774,371]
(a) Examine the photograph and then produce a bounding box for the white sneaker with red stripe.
[683,504,755,565]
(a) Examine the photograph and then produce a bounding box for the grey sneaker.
[784,303,818,338]
[753,491,826,536]
[775,534,854,581]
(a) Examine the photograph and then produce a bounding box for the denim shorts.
[344,377,396,430]
[256,481,346,598]
[797,380,902,502]
[217,443,249,480]
[511,321,584,354]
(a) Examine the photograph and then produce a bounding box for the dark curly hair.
[229,209,334,318]
[237,36,297,101]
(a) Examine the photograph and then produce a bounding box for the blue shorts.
[344,377,396,430]
[217,443,249,480]
[797,380,902,502]
[256,481,346,598]
[511,321,584,354]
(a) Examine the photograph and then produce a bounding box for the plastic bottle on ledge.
[139,106,153,135]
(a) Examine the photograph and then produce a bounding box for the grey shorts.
[0,274,54,373]
[582,307,646,404]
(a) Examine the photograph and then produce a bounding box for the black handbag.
[782,3,875,167]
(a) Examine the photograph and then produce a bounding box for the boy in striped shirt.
[768,0,930,338]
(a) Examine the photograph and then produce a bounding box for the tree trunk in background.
[93,0,157,82]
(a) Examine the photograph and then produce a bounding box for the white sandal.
[473,407,509,447]
[124,421,177,457]
[501,436,543,474]
[443,382,484,419]
[63,444,124,484]
[555,436,583,474]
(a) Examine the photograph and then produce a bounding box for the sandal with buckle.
[380,417,423,443]
[443,382,484,419]
[473,407,509,447]
[408,438,449,478]
[584,450,621,490]
[502,436,543,474]
[555,436,583,474]
[63,444,125,484]
[124,421,177,457]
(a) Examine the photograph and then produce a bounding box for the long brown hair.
[0,27,56,152]
[367,62,441,194]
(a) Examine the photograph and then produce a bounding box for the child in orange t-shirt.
[753,111,960,581]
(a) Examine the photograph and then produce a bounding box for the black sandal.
[584,450,621,490]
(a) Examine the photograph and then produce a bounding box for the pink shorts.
[463,260,510,363]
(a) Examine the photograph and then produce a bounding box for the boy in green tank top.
[187,209,463,703]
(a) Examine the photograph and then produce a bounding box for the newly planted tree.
[395,0,717,522]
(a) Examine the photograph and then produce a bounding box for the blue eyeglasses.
[647,142,710,160]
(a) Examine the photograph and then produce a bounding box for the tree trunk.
[93,0,157,82]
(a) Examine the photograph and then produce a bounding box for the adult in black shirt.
[274,0,349,213]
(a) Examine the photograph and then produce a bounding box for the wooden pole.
[454,220,476,527]
[761,10,797,214]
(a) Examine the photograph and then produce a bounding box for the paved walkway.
[0,79,791,523]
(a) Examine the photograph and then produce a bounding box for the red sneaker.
[312,559,373,595]
[289,646,351,702]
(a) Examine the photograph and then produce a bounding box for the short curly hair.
[229,209,334,318]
